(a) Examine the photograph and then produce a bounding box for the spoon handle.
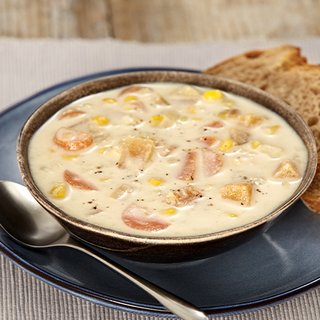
[65,240,208,320]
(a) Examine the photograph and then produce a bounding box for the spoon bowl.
[0,180,208,320]
[0,181,66,247]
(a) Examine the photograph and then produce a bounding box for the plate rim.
[1,67,320,317]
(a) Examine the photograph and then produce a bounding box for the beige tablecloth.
[1,37,320,320]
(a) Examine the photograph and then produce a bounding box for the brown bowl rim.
[17,70,318,245]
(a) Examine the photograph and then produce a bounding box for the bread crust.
[204,45,320,212]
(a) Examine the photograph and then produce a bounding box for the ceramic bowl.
[17,71,317,263]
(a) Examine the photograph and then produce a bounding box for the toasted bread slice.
[205,45,307,88]
[204,45,320,212]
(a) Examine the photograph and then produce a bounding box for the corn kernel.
[162,208,177,215]
[203,90,223,101]
[99,177,110,182]
[218,110,228,119]
[149,114,165,127]
[148,177,164,186]
[251,140,261,149]
[266,125,280,134]
[62,154,79,160]
[187,106,197,114]
[179,116,188,122]
[123,105,135,110]
[50,183,67,199]
[240,114,264,127]
[152,114,164,121]
[219,139,235,152]
[91,116,110,126]
[218,109,240,119]
[102,97,117,104]
[224,99,235,107]
[98,147,109,154]
[228,213,238,218]
[260,144,282,158]
[124,95,138,103]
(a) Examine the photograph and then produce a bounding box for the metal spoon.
[0,180,208,320]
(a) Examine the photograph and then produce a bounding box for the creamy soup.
[28,83,308,237]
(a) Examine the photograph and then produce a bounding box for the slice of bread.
[204,45,320,212]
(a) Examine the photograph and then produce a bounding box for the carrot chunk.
[199,136,217,146]
[178,151,197,181]
[204,120,224,128]
[64,170,97,190]
[53,127,93,151]
[59,109,85,120]
[122,204,170,231]
[202,149,223,176]
[118,85,154,96]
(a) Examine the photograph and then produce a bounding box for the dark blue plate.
[1,68,320,317]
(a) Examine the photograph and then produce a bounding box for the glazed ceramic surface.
[16,70,317,262]
[1,69,320,316]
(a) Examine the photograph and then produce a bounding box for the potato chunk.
[239,114,264,127]
[118,85,154,97]
[220,183,253,206]
[118,136,154,168]
[173,85,200,98]
[273,160,300,179]
[111,184,133,199]
[165,186,203,207]
[230,128,249,145]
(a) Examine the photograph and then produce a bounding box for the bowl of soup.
[17,71,317,262]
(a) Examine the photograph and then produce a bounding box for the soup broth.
[28,83,308,237]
